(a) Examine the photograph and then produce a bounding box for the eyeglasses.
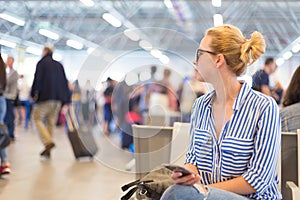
[195,48,217,62]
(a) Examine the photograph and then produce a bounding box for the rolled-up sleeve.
[242,98,281,194]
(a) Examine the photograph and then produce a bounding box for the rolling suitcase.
[66,107,98,160]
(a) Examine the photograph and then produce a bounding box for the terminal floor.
[0,124,136,200]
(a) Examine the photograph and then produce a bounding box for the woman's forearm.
[183,164,256,195]
[209,176,256,195]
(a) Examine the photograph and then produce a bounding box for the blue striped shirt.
[185,83,282,199]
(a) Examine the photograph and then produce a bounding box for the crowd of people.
[101,66,209,152]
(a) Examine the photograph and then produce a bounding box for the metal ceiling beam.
[274,1,299,33]
[284,0,300,31]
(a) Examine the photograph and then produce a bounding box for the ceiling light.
[276,58,284,66]
[0,39,16,48]
[213,14,223,27]
[26,47,41,55]
[102,13,122,28]
[38,29,60,40]
[124,29,140,41]
[87,47,95,54]
[139,40,152,51]
[212,0,222,7]
[292,43,300,53]
[164,0,173,9]
[79,0,95,7]
[282,51,292,60]
[159,55,170,64]
[0,13,25,26]
[66,40,83,50]
[150,49,162,58]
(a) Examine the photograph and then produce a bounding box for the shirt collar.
[232,82,251,110]
[204,82,251,111]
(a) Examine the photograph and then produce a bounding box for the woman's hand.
[171,172,201,185]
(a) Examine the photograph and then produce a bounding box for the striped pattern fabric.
[185,83,282,199]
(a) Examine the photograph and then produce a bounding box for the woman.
[0,52,10,175]
[281,65,300,132]
[162,25,281,199]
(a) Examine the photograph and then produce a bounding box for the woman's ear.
[215,54,226,68]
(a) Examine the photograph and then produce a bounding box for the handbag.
[121,167,174,200]
[0,124,10,149]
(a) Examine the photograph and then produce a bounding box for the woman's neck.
[213,75,241,105]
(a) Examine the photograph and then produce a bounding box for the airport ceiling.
[0,0,300,57]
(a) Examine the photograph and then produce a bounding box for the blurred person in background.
[160,68,178,111]
[252,57,276,96]
[112,76,133,135]
[103,77,116,135]
[281,65,300,133]
[139,65,157,114]
[31,45,71,159]
[0,51,11,175]
[4,56,18,141]
[17,74,31,129]
[120,95,141,151]
[177,69,209,122]
[81,80,95,125]
[71,80,81,123]
[148,68,178,114]
[269,65,283,105]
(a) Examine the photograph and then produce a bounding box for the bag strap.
[121,179,140,191]
[120,186,138,200]
[138,183,161,200]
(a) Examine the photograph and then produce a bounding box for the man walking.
[4,56,18,141]
[31,45,70,159]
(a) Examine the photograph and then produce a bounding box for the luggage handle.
[65,110,75,132]
[66,113,73,132]
[68,106,80,130]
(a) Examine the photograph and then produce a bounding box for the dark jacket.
[31,55,71,105]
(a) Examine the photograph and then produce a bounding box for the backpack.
[121,167,174,200]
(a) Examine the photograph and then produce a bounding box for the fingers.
[183,175,201,185]
[171,172,183,179]
[171,172,201,186]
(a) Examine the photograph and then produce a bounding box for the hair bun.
[240,31,265,66]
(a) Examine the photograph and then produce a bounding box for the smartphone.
[162,164,195,177]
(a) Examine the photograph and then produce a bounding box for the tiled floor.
[0,124,136,200]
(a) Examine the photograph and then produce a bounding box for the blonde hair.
[206,24,265,76]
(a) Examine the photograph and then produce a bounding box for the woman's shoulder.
[250,89,278,107]
[194,91,214,105]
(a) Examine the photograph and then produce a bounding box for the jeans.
[32,100,61,146]
[161,184,250,200]
[4,99,15,139]
[20,100,32,129]
[0,96,7,163]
